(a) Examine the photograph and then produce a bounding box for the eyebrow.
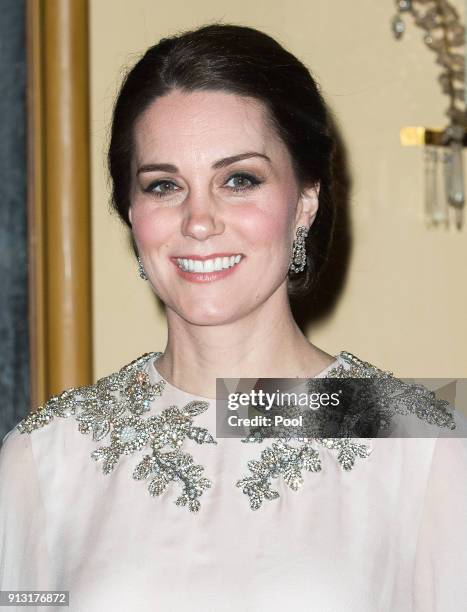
[136,152,271,175]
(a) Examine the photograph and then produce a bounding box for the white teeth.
[176,255,243,273]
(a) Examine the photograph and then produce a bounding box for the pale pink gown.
[0,351,466,611]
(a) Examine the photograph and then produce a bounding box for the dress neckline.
[146,352,345,402]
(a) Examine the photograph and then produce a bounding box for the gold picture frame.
[26,0,93,410]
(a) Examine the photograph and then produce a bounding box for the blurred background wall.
[90,0,467,379]
[0,0,29,439]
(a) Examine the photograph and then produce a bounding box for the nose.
[181,188,225,241]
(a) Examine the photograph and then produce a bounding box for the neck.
[154,291,335,399]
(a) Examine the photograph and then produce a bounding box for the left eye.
[225,173,261,192]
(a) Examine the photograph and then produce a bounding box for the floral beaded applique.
[16,350,458,513]
[236,351,457,510]
[16,352,217,513]
[236,437,372,511]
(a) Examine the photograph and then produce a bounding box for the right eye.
[144,180,180,198]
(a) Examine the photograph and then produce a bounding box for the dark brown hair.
[108,23,337,297]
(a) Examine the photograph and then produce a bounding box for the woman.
[1,23,466,612]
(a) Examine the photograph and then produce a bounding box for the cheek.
[130,185,296,255]
[130,206,175,250]
[239,193,295,251]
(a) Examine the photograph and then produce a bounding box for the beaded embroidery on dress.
[16,351,457,513]
[16,353,218,513]
[235,351,457,510]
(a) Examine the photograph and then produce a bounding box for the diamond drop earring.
[288,225,308,274]
[137,256,148,281]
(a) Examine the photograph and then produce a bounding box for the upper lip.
[172,253,243,261]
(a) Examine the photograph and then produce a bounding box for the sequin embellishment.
[236,351,457,510]
[236,437,372,510]
[16,350,457,513]
[17,352,217,513]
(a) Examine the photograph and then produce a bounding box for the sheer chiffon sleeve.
[412,435,467,611]
[0,428,54,594]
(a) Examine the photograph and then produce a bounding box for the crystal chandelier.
[391,0,466,229]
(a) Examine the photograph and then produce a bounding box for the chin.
[177,301,242,326]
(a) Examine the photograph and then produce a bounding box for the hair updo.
[108,23,337,298]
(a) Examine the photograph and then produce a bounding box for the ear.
[295,181,320,230]
[128,206,133,226]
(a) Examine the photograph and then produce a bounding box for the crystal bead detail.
[236,351,457,510]
[16,352,217,513]
[16,350,457,513]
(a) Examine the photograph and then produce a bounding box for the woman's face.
[128,89,319,325]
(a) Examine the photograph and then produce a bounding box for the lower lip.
[172,259,243,283]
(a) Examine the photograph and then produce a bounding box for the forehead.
[133,89,285,163]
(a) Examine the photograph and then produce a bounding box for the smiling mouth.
[174,254,243,273]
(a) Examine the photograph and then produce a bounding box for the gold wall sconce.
[391,0,466,229]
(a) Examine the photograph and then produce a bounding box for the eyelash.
[143,172,263,199]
